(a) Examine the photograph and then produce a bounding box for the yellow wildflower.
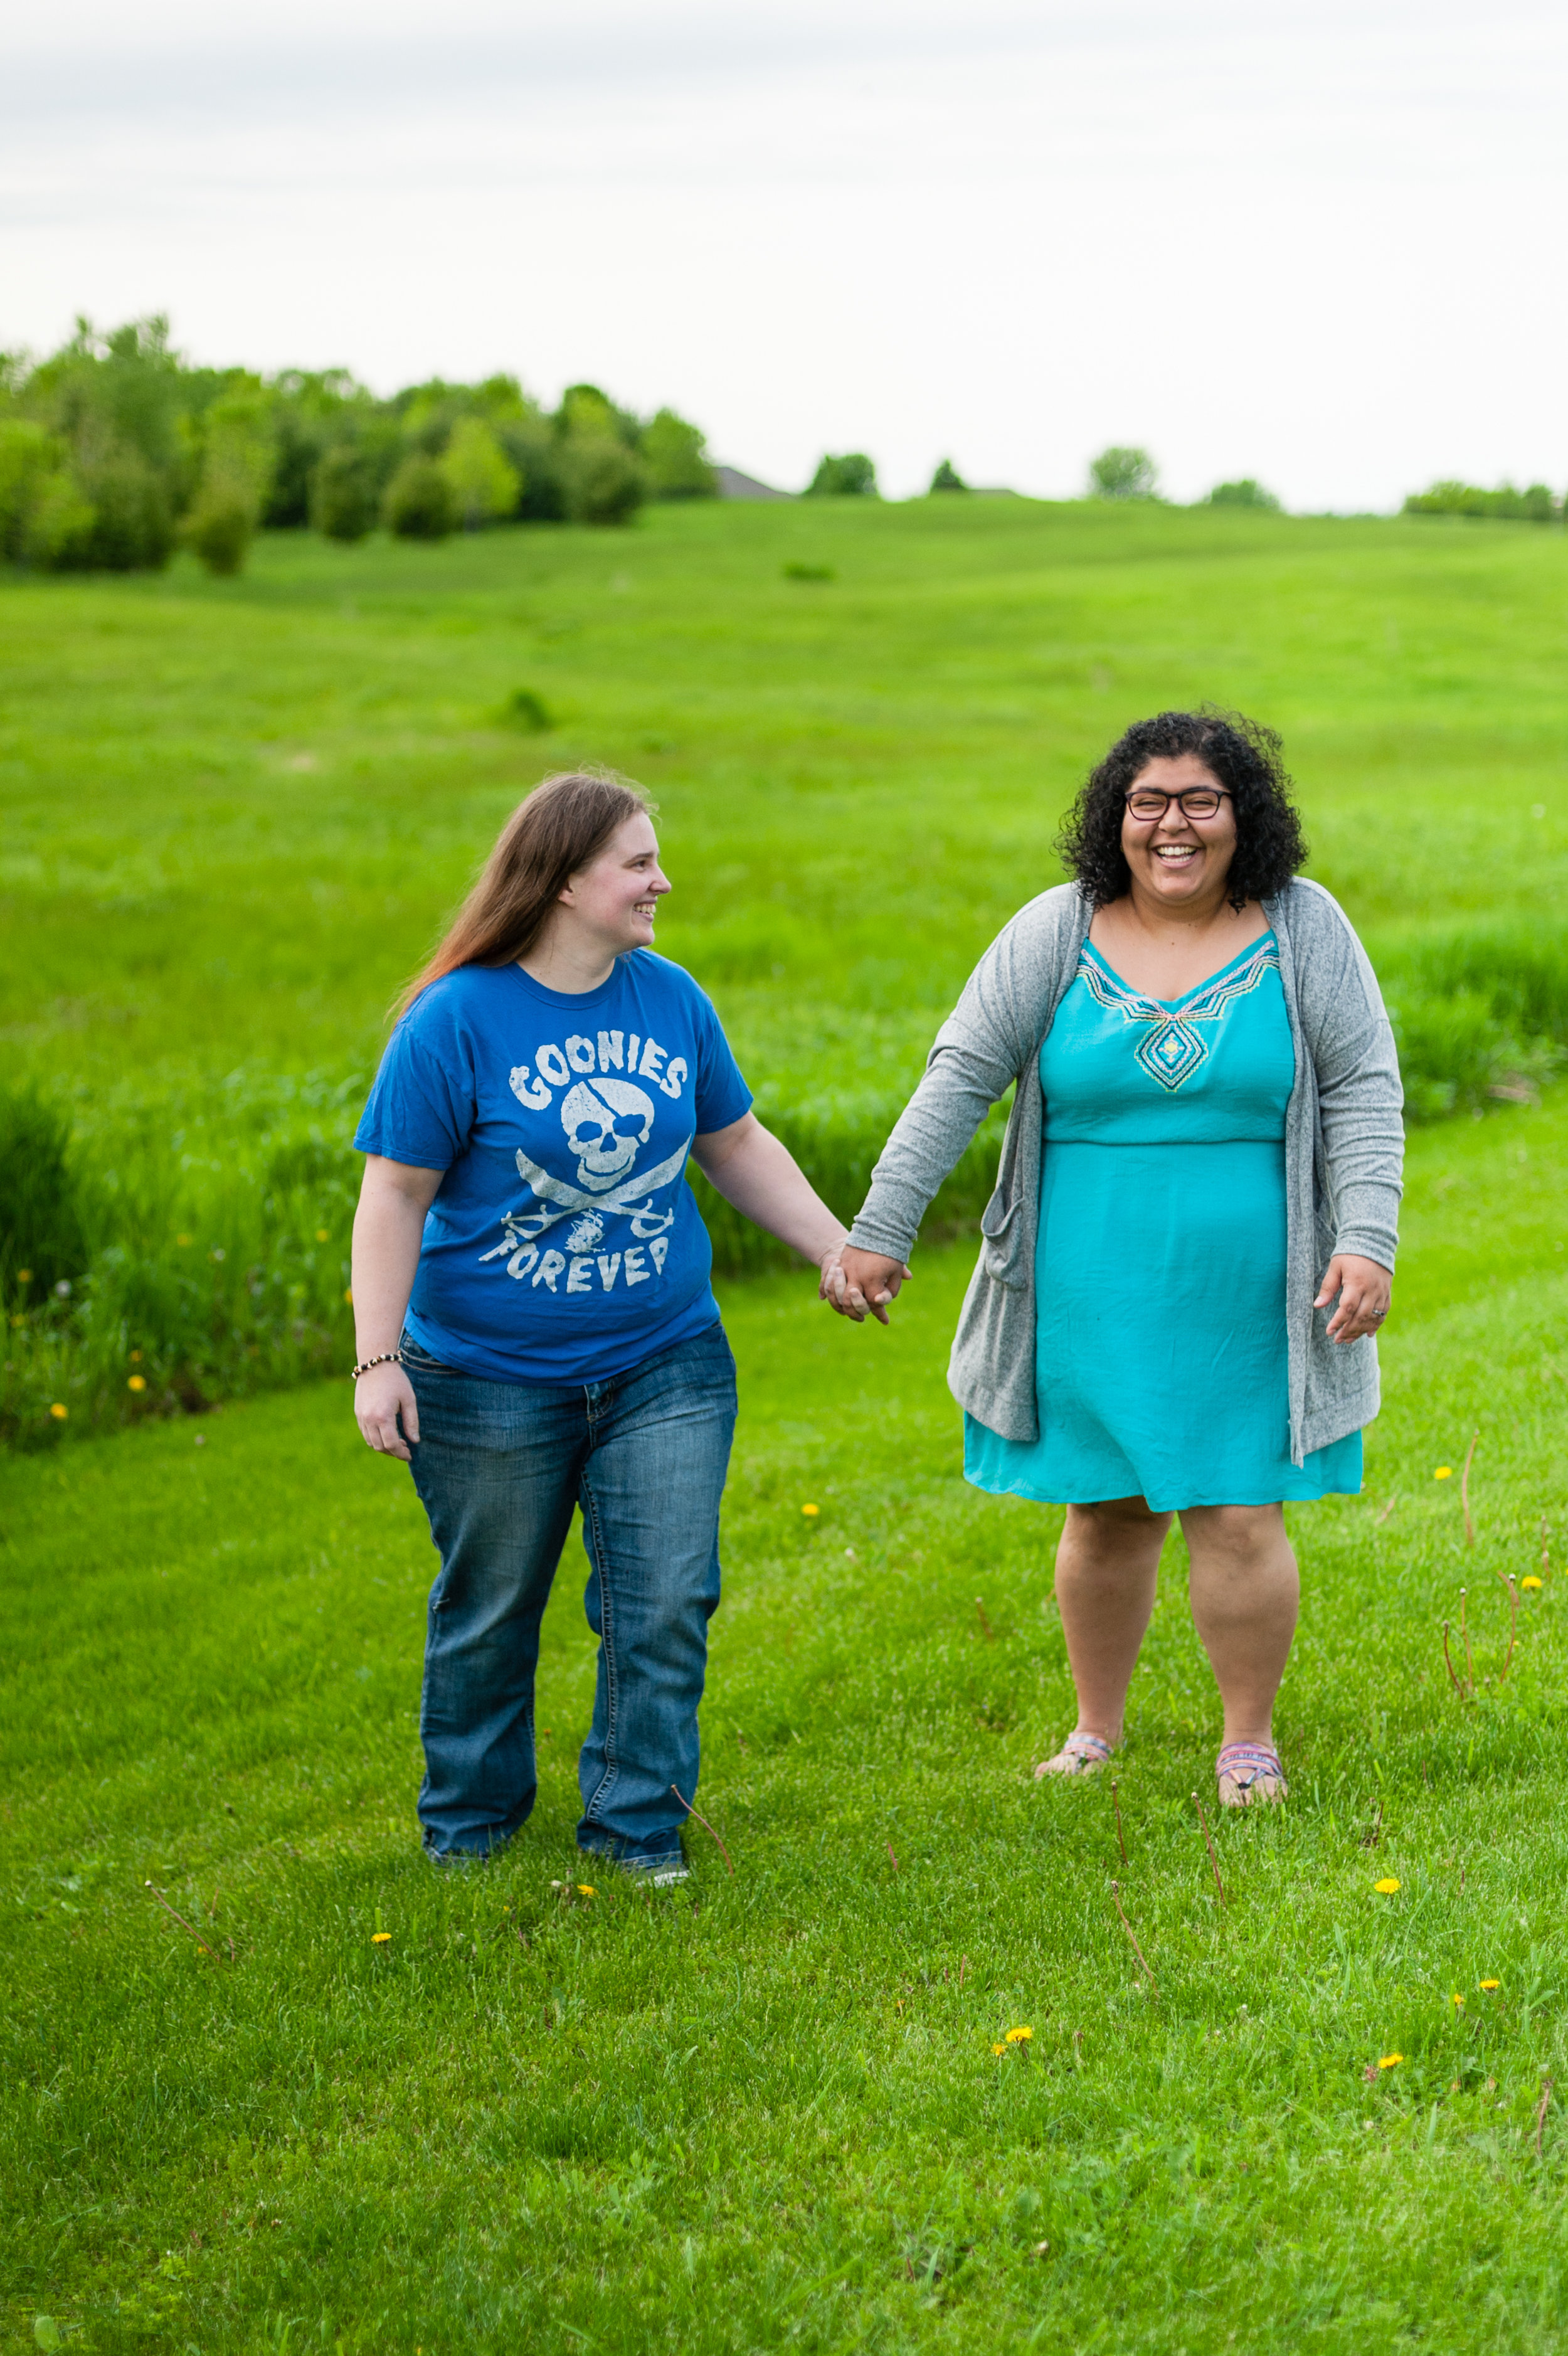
[802,1502,820,1517]
[1378,2053,1402,2070]
[128,1375,146,1392]
[1451,1993,1464,2008]
[1434,1466,1452,1480]
[48,1403,67,1420]
[577,1884,595,1897]
[1522,1576,1543,1591]
[1374,1877,1401,1894]
[16,1269,31,1283]
[1005,2025,1033,2044]
[991,2042,1006,2056]
[1480,1978,1500,1991]
[371,1932,391,1945]
[343,1287,354,1304]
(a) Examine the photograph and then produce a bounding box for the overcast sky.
[4,0,1565,506]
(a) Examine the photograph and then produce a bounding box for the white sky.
[3,0,1566,507]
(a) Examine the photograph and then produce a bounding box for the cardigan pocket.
[979,1185,1025,1283]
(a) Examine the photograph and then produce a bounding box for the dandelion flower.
[1374,1877,1401,1894]
[1522,1576,1543,1591]
[1480,1979,1501,1991]
[127,1375,146,1392]
[992,2042,1006,2056]
[371,1932,391,1945]
[48,1403,67,1420]
[1378,2053,1403,2070]
[577,1884,595,1897]
[802,1502,820,1517]
[1451,1992,1464,2008]
[1434,1466,1452,1480]
[1005,2025,1033,2044]
[343,1287,354,1304]
[315,1229,329,1243]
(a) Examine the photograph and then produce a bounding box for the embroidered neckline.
[1075,935,1281,1092]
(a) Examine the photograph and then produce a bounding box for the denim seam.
[577,1463,620,1823]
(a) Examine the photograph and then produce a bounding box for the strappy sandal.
[1216,1741,1287,1808]
[1034,1729,1115,1780]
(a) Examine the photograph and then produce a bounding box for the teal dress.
[963,931,1364,1511]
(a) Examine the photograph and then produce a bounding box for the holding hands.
[819,1243,912,1325]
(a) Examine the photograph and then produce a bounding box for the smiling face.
[1120,753,1237,911]
[556,812,670,955]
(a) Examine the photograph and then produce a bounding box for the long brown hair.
[395,768,654,1017]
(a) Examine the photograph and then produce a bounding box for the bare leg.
[1037,1495,1172,1773]
[1180,1504,1298,1803]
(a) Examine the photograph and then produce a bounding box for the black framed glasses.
[1124,786,1232,823]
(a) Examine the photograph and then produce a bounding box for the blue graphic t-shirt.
[353,952,753,1385]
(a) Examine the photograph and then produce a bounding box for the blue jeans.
[401,1322,738,1865]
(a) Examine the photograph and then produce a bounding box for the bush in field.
[1089,446,1157,501]
[309,444,378,543]
[805,452,878,497]
[641,408,718,499]
[440,417,522,529]
[1206,477,1280,509]
[560,437,647,526]
[929,459,968,493]
[1404,480,1559,523]
[384,454,460,540]
[183,492,253,575]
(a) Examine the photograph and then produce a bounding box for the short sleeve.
[690,989,753,1133]
[353,1022,474,1170]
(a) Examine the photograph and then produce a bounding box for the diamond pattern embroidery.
[1076,937,1281,1092]
[1135,1019,1207,1091]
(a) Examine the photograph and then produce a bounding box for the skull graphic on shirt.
[559,1076,657,1192]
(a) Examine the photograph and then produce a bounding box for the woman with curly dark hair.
[824,710,1403,1807]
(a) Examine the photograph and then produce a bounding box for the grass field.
[4,496,1568,2348]
[4,1091,1568,2353]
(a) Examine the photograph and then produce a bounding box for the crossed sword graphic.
[477,1141,691,1266]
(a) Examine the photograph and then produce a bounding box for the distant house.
[713,465,794,501]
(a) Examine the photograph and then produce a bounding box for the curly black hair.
[1057,708,1308,910]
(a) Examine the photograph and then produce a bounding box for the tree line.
[0,316,721,576]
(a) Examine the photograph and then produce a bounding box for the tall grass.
[6,923,1566,1449]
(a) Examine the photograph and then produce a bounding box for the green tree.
[438,418,522,529]
[1089,446,1157,500]
[560,438,647,525]
[928,459,968,494]
[1206,478,1280,509]
[309,445,378,543]
[181,386,275,576]
[383,454,458,540]
[805,453,878,497]
[640,408,717,499]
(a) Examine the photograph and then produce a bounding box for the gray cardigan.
[847,879,1404,1464]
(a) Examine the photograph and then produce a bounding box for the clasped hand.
[818,1243,911,1325]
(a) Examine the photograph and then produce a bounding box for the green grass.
[4,1091,1568,2353]
[5,496,1568,1443]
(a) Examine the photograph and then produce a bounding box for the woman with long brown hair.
[350,770,849,1879]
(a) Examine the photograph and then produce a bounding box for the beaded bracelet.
[351,1350,402,1382]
